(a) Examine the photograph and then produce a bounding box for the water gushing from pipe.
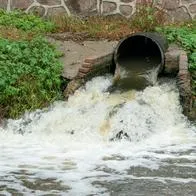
[0,76,195,195]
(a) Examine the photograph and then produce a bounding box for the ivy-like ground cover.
[157,22,196,95]
[0,10,63,119]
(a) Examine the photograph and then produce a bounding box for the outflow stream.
[0,76,196,196]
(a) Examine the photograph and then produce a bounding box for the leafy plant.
[130,0,166,32]
[157,21,196,95]
[0,9,55,33]
[0,36,64,119]
[157,24,196,70]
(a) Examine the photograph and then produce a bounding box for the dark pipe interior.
[113,35,164,91]
[117,35,162,68]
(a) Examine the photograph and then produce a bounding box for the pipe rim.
[114,33,166,69]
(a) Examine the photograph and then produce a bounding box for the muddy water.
[0,76,196,196]
[115,56,161,91]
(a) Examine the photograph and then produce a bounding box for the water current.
[0,75,196,195]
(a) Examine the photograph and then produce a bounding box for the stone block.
[103,2,117,14]
[189,4,196,14]
[177,50,191,116]
[120,0,134,2]
[84,56,97,63]
[136,0,153,4]
[164,46,183,74]
[79,67,91,74]
[179,52,188,70]
[37,0,61,5]
[82,63,93,68]
[168,7,191,22]
[47,7,67,17]
[162,0,179,10]
[182,0,195,4]
[77,72,86,78]
[63,79,84,98]
[28,6,45,17]
[0,0,8,9]
[11,0,34,10]
[119,5,133,16]
[77,0,97,12]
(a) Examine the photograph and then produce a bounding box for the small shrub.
[157,21,196,95]
[130,0,166,32]
[0,26,36,40]
[0,9,55,33]
[0,37,64,119]
[157,24,196,70]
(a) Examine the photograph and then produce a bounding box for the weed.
[50,1,166,40]
[157,21,196,95]
[51,14,135,40]
[0,9,55,33]
[131,0,166,32]
[0,37,64,119]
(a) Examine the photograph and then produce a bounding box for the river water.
[0,76,196,196]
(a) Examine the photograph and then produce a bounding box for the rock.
[168,7,191,22]
[47,7,67,18]
[0,0,8,9]
[181,0,195,4]
[28,6,46,17]
[63,79,84,99]
[103,2,117,14]
[162,0,179,10]
[119,5,133,16]
[177,52,192,117]
[11,0,34,10]
[110,130,131,141]
[77,0,97,13]
[37,0,62,5]
[189,4,196,14]
[120,0,134,2]
[164,45,183,74]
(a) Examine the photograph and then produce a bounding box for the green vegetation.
[0,9,55,33]
[157,22,196,95]
[52,14,134,40]
[0,6,195,119]
[0,37,63,118]
[51,0,165,40]
[157,23,196,70]
[0,10,64,119]
[130,1,165,32]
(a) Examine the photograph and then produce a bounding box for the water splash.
[0,76,195,195]
[140,64,161,86]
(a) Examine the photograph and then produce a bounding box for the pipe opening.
[113,33,167,91]
[116,35,164,69]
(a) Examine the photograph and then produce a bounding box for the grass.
[51,15,135,40]
[50,0,166,40]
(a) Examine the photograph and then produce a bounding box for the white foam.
[0,76,195,195]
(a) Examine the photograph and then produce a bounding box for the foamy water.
[0,76,196,195]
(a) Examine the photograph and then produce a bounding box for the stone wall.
[1,0,195,21]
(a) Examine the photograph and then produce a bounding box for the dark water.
[114,56,161,91]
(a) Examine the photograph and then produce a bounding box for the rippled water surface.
[0,76,196,196]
